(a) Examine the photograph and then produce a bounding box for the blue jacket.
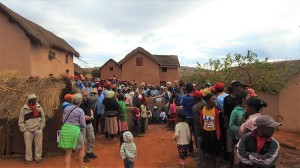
[97,94,105,115]
[181,94,194,118]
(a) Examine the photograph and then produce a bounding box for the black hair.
[236,91,249,105]
[185,83,193,93]
[203,93,215,102]
[177,112,186,122]
[227,85,233,94]
[117,94,125,101]
[215,87,224,93]
[247,97,267,112]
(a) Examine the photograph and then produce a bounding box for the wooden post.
[5,125,11,155]
[0,126,5,156]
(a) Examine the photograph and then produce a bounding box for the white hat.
[27,94,37,100]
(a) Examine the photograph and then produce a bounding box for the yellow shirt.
[202,107,216,131]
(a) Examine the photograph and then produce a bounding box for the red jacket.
[139,97,148,107]
[132,108,140,121]
[199,107,221,140]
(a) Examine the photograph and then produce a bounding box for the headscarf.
[106,91,115,98]
[27,94,39,118]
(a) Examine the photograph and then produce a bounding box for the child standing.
[160,107,167,124]
[173,112,191,166]
[132,103,141,137]
[120,131,137,168]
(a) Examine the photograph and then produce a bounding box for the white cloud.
[1,0,299,68]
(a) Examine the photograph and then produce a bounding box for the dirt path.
[0,125,299,168]
[0,124,197,168]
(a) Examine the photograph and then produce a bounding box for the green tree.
[182,50,292,94]
[91,68,100,78]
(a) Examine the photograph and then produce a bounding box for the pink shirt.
[239,113,261,135]
[169,102,176,114]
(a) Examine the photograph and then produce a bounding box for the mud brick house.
[100,59,122,79]
[0,3,79,77]
[100,47,180,85]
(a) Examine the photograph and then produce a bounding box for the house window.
[162,68,167,72]
[136,58,143,66]
[48,51,55,61]
[110,67,113,71]
[65,55,69,63]
[66,69,69,75]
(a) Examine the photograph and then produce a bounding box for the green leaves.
[182,50,292,94]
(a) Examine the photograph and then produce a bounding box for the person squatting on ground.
[237,115,280,168]
[200,93,224,168]
[120,131,137,168]
[58,93,86,168]
[19,94,46,164]
[80,89,97,162]
[173,112,191,167]
[159,107,167,124]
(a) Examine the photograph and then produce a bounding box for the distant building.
[0,3,79,77]
[100,59,122,79]
[100,47,180,85]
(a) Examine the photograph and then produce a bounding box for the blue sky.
[2,0,300,68]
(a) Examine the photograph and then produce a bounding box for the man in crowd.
[223,80,247,166]
[80,89,97,162]
[237,115,280,168]
[19,94,45,164]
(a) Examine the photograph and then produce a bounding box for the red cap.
[215,82,224,90]
[104,82,112,86]
[192,91,203,98]
[64,94,74,101]
[247,88,257,97]
[210,86,216,92]
[112,84,117,89]
[97,86,103,91]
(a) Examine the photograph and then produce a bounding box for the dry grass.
[0,70,78,121]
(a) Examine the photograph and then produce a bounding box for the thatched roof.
[0,3,79,57]
[74,63,86,75]
[118,47,180,67]
[153,55,180,67]
[100,59,120,70]
[0,71,78,120]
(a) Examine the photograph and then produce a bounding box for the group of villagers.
[173,81,280,168]
[18,77,281,168]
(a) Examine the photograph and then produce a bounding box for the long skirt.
[118,120,129,132]
[105,116,118,135]
[201,130,222,156]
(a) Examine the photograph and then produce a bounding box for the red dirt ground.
[0,124,299,168]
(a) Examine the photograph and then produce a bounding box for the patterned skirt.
[105,116,118,134]
[118,120,129,132]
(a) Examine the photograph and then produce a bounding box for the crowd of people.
[17,76,281,168]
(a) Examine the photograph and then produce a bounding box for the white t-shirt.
[174,122,191,145]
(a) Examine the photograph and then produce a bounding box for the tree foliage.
[91,68,100,78]
[182,50,292,94]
